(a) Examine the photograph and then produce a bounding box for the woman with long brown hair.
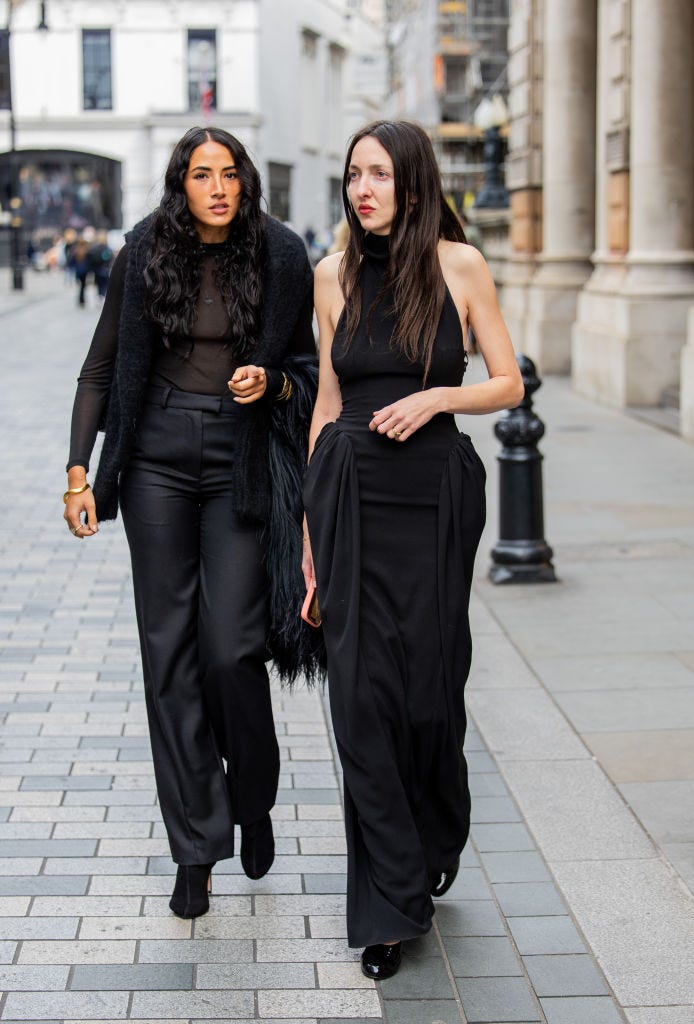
[64,126,320,919]
[303,120,522,979]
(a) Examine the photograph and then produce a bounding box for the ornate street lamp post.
[473,94,509,210]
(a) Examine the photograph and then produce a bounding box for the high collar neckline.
[362,232,390,261]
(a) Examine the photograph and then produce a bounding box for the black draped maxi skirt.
[304,408,486,948]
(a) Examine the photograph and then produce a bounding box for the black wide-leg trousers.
[119,387,279,866]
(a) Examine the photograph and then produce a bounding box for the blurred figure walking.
[87,231,114,301]
[72,236,91,307]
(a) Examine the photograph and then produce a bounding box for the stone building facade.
[502,0,694,442]
[386,0,509,207]
[0,0,385,246]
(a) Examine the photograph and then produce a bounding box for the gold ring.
[69,525,78,535]
[393,430,402,438]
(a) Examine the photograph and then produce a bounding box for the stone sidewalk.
[0,279,690,1023]
[465,356,694,1024]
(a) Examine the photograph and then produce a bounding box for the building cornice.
[0,112,263,132]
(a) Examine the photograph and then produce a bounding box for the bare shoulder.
[438,238,487,277]
[315,251,344,287]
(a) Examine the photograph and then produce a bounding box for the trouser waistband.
[145,385,239,413]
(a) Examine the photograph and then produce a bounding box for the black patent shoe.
[240,813,275,880]
[361,941,402,980]
[169,863,214,919]
[431,856,460,897]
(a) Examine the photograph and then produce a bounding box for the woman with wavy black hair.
[303,120,522,978]
[64,127,320,918]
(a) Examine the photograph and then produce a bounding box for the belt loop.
[161,386,172,409]
[216,395,224,413]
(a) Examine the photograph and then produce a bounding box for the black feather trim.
[266,355,326,687]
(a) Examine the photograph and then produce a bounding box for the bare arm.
[308,253,344,458]
[370,242,523,442]
[302,253,344,586]
[440,241,523,413]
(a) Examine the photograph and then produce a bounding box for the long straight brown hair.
[339,120,466,381]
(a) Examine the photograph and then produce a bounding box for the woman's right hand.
[63,485,99,539]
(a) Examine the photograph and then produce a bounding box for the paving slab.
[540,996,626,1024]
[551,858,694,1007]
[506,916,586,956]
[70,962,194,990]
[494,759,656,863]
[582,729,694,782]
[625,1010,694,1024]
[618,780,694,844]
[257,989,381,1018]
[466,688,589,761]
[378,1000,463,1023]
[458,976,542,1022]
[660,841,694,893]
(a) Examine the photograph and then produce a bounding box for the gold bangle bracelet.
[63,482,90,504]
[276,372,293,402]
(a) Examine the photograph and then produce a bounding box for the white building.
[1,0,386,246]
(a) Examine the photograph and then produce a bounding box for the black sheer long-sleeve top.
[67,242,315,471]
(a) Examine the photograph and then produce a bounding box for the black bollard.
[489,354,556,584]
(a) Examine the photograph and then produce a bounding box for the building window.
[301,29,320,150]
[445,58,466,95]
[188,29,217,114]
[473,0,507,17]
[327,44,345,155]
[329,177,342,229]
[268,162,292,223]
[82,29,112,111]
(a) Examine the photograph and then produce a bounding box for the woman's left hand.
[369,389,443,442]
[228,365,267,403]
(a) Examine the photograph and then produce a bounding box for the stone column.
[524,0,597,373]
[572,0,630,403]
[627,0,694,294]
[500,0,543,354]
[575,0,694,410]
[681,308,694,443]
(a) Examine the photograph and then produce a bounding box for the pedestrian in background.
[62,228,78,284]
[72,235,90,307]
[87,230,114,301]
[303,120,522,979]
[63,126,321,919]
[328,217,350,255]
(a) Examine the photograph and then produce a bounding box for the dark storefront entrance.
[0,148,122,266]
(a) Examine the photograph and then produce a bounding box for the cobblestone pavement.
[0,276,663,1023]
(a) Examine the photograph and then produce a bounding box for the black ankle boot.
[240,813,274,880]
[431,856,460,897]
[169,863,214,919]
[361,941,402,980]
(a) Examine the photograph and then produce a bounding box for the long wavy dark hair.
[340,120,466,381]
[143,126,263,356]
